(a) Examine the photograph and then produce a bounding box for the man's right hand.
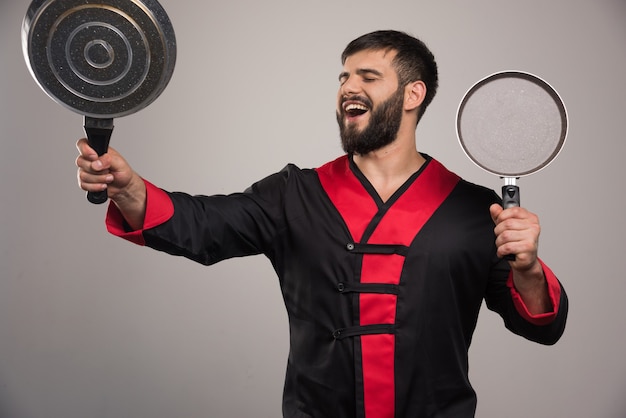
[76,138,147,230]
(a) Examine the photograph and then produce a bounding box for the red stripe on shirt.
[317,156,459,418]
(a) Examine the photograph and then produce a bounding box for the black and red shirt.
[106,154,567,418]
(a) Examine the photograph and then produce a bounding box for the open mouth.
[344,103,369,117]
[342,98,371,121]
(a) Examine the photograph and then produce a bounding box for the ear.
[404,80,426,111]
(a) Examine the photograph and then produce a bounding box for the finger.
[76,138,99,160]
[494,206,538,230]
[77,178,108,193]
[79,168,113,183]
[496,223,539,250]
[489,203,503,224]
[76,154,109,174]
[493,217,528,237]
[495,228,525,247]
[494,206,524,224]
[77,169,113,191]
[499,241,536,264]
[78,180,108,193]
[496,236,523,260]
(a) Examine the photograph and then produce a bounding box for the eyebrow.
[338,68,384,82]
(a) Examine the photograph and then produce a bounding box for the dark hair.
[341,30,438,121]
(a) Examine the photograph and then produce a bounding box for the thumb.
[489,203,503,224]
[76,138,98,161]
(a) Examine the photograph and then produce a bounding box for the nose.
[340,75,361,96]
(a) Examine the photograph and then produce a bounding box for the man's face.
[336,49,405,155]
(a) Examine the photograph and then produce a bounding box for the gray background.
[1,0,625,417]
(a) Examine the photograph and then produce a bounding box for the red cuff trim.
[507,259,562,326]
[105,179,174,246]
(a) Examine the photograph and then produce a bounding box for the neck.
[352,129,425,202]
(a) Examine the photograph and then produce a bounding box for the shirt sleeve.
[105,179,174,246]
[506,258,562,326]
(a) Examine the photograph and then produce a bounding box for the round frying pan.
[456,71,568,260]
[456,70,568,208]
[22,0,177,204]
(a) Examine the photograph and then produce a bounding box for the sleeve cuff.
[105,179,174,246]
[507,258,562,326]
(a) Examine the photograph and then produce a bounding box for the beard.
[337,87,404,155]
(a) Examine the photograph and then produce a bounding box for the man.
[76,30,567,418]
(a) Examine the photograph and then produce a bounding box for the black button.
[337,283,345,292]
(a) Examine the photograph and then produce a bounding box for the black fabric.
[140,160,568,418]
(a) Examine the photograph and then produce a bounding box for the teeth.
[345,103,368,111]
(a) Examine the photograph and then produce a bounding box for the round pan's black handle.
[502,185,520,209]
[502,184,520,261]
[84,116,114,204]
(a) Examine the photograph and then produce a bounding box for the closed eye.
[357,68,383,81]
[338,68,383,85]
